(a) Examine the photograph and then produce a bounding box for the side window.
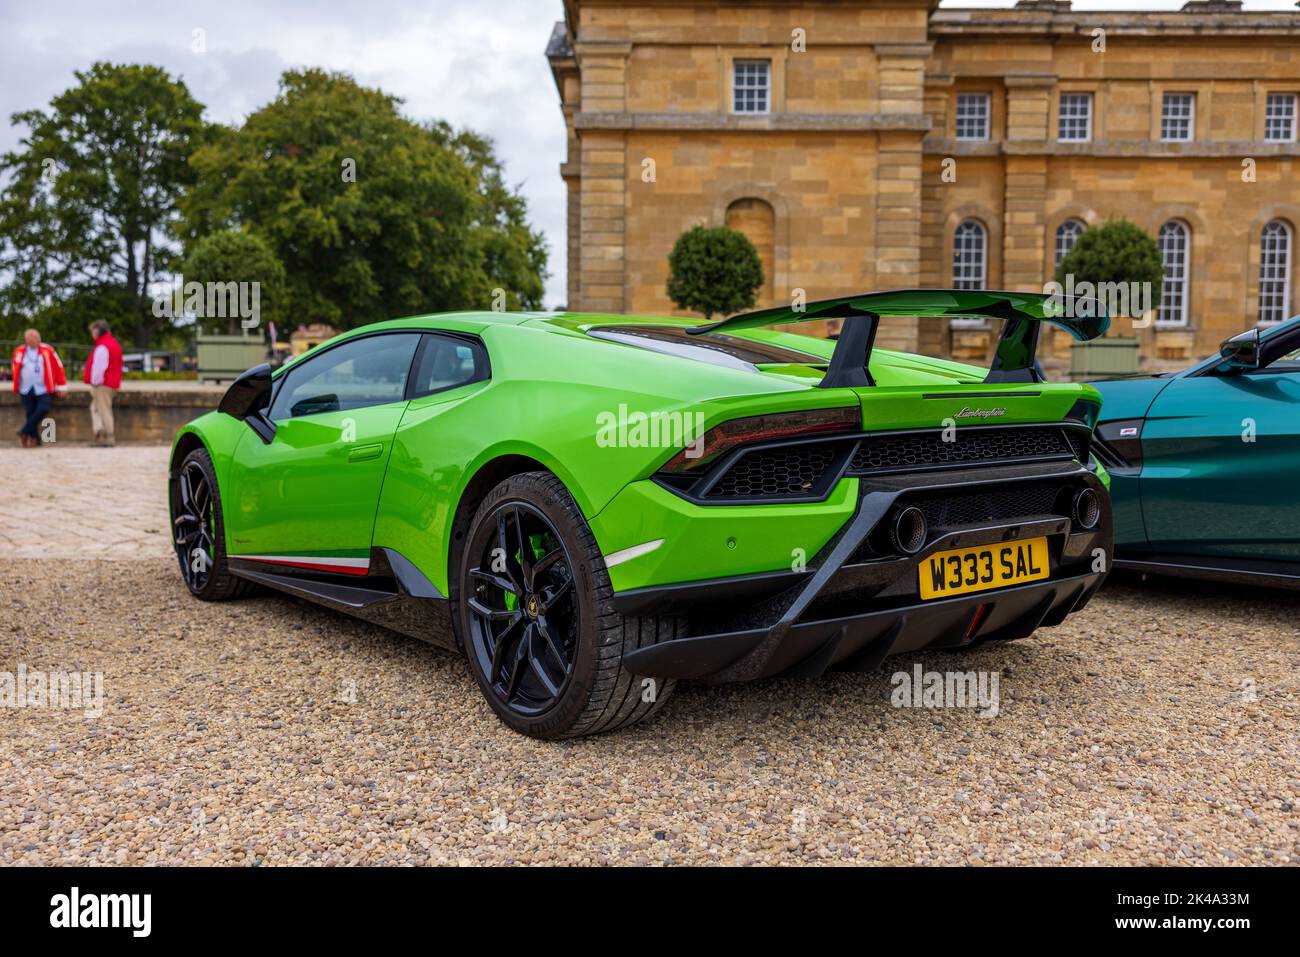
[1255,338,1300,375]
[1268,347,1300,372]
[410,334,488,398]
[269,333,421,421]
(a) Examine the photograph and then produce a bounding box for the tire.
[456,471,679,739]
[169,447,253,602]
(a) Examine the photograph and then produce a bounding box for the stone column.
[1002,76,1052,293]
[872,44,931,353]
[575,42,631,313]
[1002,76,1062,363]
[559,72,582,311]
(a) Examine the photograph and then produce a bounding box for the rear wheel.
[457,472,679,739]
[169,447,252,601]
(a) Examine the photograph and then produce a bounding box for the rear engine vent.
[850,426,1082,475]
[704,442,841,499]
[915,482,1067,531]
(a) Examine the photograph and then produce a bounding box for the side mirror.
[218,363,272,418]
[1218,328,1261,372]
[217,364,276,442]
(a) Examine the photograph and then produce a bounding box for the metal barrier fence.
[1,339,93,380]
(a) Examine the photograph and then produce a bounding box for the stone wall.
[0,387,223,445]
[925,14,1300,364]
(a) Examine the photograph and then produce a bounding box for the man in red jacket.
[11,328,67,447]
[85,320,124,447]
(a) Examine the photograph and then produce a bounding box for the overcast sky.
[1,0,1296,308]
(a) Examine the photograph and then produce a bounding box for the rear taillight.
[1064,399,1100,429]
[660,406,860,473]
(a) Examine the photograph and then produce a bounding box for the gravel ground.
[2,558,1297,865]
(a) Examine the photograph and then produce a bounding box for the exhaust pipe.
[1072,488,1101,530]
[891,506,929,556]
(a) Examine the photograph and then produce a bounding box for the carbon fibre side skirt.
[228,546,459,651]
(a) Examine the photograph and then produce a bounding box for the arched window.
[951,219,987,328]
[1157,220,1190,327]
[725,197,776,308]
[1055,219,1086,267]
[1258,220,1293,326]
[952,220,986,290]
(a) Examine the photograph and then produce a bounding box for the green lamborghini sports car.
[169,289,1113,738]
[1092,313,1300,589]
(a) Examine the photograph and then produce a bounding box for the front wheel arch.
[446,455,553,643]
[170,431,207,478]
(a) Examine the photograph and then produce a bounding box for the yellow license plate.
[918,537,1050,600]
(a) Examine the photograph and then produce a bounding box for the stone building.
[547,0,1300,369]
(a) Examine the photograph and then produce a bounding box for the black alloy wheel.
[465,501,578,716]
[172,459,216,593]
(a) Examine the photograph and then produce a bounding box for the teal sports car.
[1092,314,1300,588]
[169,289,1113,738]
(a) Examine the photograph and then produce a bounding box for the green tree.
[180,69,547,329]
[431,123,547,312]
[0,63,209,346]
[179,228,286,335]
[1055,218,1164,317]
[666,226,764,320]
[36,287,142,343]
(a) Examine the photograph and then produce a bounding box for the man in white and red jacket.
[85,320,124,447]
[11,329,67,447]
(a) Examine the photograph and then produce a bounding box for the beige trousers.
[90,385,117,442]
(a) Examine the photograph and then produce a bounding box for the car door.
[370,332,492,589]
[1141,336,1300,562]
[225,331,422,570]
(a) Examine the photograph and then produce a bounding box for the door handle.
[348,443,383,463]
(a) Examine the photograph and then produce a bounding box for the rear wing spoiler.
[687,288,1109,387]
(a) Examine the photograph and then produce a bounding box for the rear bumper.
[619,462,1111,682]
[624,569,1103,680]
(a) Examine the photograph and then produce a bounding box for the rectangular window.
[1058,93,1093,142]
[1161,93,1195,142]
[955,93,991,141]
[1265,93,1297,142]
[732,60,770,115]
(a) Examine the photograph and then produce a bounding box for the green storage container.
[1069,337,1140,381]
[197,334,267,384]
